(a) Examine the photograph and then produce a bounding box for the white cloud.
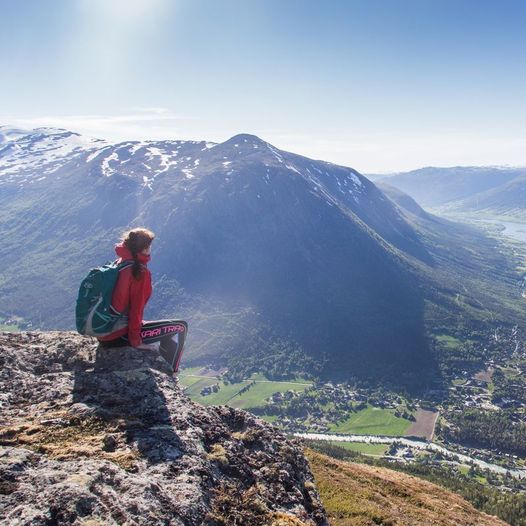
[259,131,526,173]
[1,109,188,142]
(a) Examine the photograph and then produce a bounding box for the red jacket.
[98,244,152,347]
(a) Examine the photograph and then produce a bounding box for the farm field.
[474,367,494,384]
[406,409,439,440]
[178,366,312,409]
[329,406,412,436]
[177,366,205,388]
[329,441,388,456]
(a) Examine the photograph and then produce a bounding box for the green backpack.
[75,260,133,336]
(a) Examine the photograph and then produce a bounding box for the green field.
[258,415,279,423]
[0,324,19,331]
[177,367,206,388]
[328,406,412,436]
[435,334,463,350]
[191,380,254,406]
[178,367,312,409]
[0,316,25,332]
[329,441,388,456]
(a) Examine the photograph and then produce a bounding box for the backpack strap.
[109,260,135,317]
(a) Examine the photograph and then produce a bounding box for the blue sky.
[1,0,526,171]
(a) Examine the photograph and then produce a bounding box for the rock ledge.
[0,332,327,525]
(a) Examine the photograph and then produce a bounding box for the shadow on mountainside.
[152,168,446,395]
[72,345,184,463]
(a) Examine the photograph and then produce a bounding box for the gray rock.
[0,331,328,525]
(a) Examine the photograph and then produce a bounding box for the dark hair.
[121,228,155,279]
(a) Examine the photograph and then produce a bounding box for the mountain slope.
[439,173,526,219]
[306,449,507,526]
[379,182,525,333]
[375,166,524,208]
[0,127,432,384]
[0,331,328,525]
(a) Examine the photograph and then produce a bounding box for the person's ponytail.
[121,228,155,280]
[131,250,142,280]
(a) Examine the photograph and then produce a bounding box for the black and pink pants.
[100,319,188,372]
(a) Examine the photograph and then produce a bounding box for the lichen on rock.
[0,331,328,525]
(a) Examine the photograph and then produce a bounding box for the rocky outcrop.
[0,332,327,525]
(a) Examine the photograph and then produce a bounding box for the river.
[294,432,526,479]
[474,218,526,245]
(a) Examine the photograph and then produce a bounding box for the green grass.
[178,366,221,388]
[328,406,412,436]
[435,334,463,350]
[458,465,470,476]
[227,381,310,409]
[0,323,20,331]
[247,372,311,385]
[195,379,311,408]
[178,375,203,388]
[190,380,252,405]
[179,366,204,376]
[258,415,279,423]
[180,369,312,409]
[474,474,488,485]
[329,441,388,456]
[183,377,222,399]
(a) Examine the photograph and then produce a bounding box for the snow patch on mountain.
[101,152,119,177]
[0,126,369,214]
[0,126,105,185]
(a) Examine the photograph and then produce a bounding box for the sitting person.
[97,228,187,372]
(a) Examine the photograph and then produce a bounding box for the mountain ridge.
[373,166,526,208]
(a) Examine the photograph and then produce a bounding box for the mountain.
[1,126,524,387]
[0,331,328,525]
[439,173,526,220]
[374,166,525,208]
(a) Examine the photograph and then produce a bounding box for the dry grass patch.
[207,482,311,526]
[206,443,229,465]
[0,414,138,470]
[305,448,507,526]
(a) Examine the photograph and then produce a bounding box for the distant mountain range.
[440,173,526,219]
[1,126,524,388]
[372,166,526,218]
